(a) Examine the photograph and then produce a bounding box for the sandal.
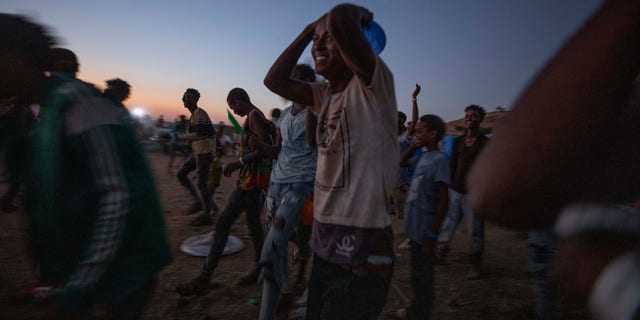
[175,275,211,296]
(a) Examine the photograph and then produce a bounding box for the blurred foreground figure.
[468,1,640,319]
[264,3,398,319]
[0,101,36,212]
[0,14,171,319]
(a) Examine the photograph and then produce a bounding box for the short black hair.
[294,64,316,82]
[106,78,130,90]
[105,78,130,94]
[227,87,250,103]
[398,111,407,122]
[420,114,445,142]
[465,104,486,120]
[49,47,78,74]
[0,14,56,70]
[185,88,200,101]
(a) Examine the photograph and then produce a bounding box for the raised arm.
[264,19,321,107]
[407,84,421,136]
[327,4,377,85]
[399,143,420,167]
[468,0,640,228]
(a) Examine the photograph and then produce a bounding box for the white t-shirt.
[310,56,399,229]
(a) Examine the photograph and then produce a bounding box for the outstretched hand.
[412,84,421,99]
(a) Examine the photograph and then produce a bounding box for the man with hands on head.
[264,3,398,319]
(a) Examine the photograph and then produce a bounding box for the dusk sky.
[3,0,603,124]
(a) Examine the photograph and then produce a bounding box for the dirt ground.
[0,148,591,320]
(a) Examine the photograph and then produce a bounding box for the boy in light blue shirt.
[397,114,450,320]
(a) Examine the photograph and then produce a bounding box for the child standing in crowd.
[396,114,450,320]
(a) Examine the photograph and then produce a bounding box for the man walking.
[175,87,275,295]
[177,88,218,226]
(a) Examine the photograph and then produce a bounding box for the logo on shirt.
[335,234,355,257]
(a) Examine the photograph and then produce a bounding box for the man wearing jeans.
[258,64,317,319]
[264,4,398,319]
[437,104,488,279]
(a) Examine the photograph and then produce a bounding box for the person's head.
[182,88,200,109]
[311,17,349,81]
[398,111,407,132]
[227,87,253,116]
[49,47,79,76]
[0,14,56,105]
[414,114,445,148]
[104,78,130,102]
[464,104,485,130]
[292,63,316,82]
[270,108,281,120]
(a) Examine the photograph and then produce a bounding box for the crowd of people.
[1,1,640,320]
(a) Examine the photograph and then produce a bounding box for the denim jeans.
[201,187,264,278]
[259,182,314,320]
[306,254,392,320]
[437,188,484,265]
[528,229,557,320]
[177,152,213,215]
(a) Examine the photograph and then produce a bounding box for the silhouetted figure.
[167,114,190,173]
[156,115,165,128]
[103,78,131,103]
[176,88,217,224]
[175,87,275,296]
[49,47,79,77]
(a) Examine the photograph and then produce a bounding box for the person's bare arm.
[264,19,322,107]
[254,128,281,159]
[468,0,640,228]
[223,112,274,176]
[407,84,420,136]
[327,4,377,85]
[399,143,420,167]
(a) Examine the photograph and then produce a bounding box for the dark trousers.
[177,152,213,214]
[306,254,392,320]
[202,187,264,277]
[408,241,435,320]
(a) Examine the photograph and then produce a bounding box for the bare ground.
[0,149,590,319]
